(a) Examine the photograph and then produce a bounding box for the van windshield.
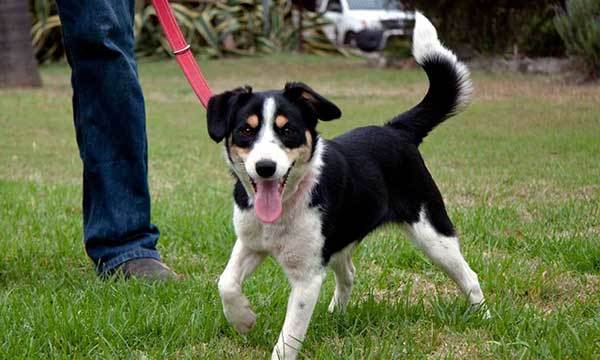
[346,0,403,10]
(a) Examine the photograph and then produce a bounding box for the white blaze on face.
[245,97,292,224]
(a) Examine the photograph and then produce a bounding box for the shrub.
[30,0,62,63]
[554,0,600,78]
[405,0,565,57]
[29,0,342,63]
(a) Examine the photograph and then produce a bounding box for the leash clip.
[173,44,191,55]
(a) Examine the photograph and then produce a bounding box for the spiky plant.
[29,0,343,63]
[554,0,600,79]
[30,0,62,63]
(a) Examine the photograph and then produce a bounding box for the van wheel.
[344,31,357,47]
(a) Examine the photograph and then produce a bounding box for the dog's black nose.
[255,160,277,178]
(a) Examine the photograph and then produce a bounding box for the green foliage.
[1,56,599,358]
[554,0,600,78]
[29,0,342,63]
[406,0,565,57]
[134,0,342,58]
[30,0,61,63]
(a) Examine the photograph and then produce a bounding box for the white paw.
[482,309,492,319]
[270,348,282,360]
[328,294,349,313]
[469,302,492,320]
[223,304,257,334]
[271,345,297,360]
[328,298,337,313]
[328,297,344,313]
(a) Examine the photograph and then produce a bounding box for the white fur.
[227,94,329,209]
[218,240,265,334]
[220,136,488,359]
[245,97,291,181]
[271,271,325,360]
[231,197,324,360]
[412,12,445,65]
[219,17,485,358]
[220,140,327,360]
[263,96,277,125]
[232,140,325,278]
[403,208,484,306]
[412,12,473,112]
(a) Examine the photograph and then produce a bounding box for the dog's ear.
[207,86,252,143]
[283,82,341,121]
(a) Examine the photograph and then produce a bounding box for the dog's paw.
[327,298,336,313]
[224,306,257,334]
[271,342,300,360]
[328,294,349,314]
[328,297,342,313]
[469,302,492,320]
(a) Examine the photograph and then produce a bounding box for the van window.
[327,0,343,12]
[347,0,403,10]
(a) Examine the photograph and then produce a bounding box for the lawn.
[0,54,599,359]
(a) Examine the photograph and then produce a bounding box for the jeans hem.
[97,249,161,275]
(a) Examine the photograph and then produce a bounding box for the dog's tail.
[387,12,472,146]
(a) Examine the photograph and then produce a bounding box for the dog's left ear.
[207,86,252,143]
[284,82,341,121]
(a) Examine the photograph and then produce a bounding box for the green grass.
[1,54,599,359]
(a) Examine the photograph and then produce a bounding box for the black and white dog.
[208,13,486,359]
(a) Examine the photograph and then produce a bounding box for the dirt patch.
[475,76,600,104]
[532,271,600,314]
[482,251,600,313]
[356,261,462,306]
[430,330,493,359]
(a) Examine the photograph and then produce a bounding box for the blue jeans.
[56,0,161,274]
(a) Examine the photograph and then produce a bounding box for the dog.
[208,13,487,360]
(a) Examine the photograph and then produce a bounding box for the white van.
[320,0,415,50]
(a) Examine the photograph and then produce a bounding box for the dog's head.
[207,82,341,224]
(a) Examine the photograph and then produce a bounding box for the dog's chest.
[233,204,325,276]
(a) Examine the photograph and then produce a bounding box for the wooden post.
[0,0,42,87]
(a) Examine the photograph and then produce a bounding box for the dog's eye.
[280,125,293,137]
[239,126,255,137]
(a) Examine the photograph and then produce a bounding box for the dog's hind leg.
[218,239,266,334]
[328,242,356,313]
[402,208,486,310]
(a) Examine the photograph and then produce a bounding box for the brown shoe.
[111,258,180,281]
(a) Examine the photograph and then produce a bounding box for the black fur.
[313,127,455,263]
[387,55,469,145]
[233,180,251,210]
[214,54,465,265]
[284,82,342,122]
[313,54,465,263]
[207,86,252,143]
[211,85,341,211]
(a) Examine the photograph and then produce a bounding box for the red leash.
[151,0,213,108]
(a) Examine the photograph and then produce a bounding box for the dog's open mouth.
[250,163,294,224]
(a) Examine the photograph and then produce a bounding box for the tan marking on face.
[246,115,259,128]
[275,115,288,128]
[228,135,250,161]
[284,130,313,164]
[231,145,249,161]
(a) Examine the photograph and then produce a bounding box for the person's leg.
[56,0,174,276]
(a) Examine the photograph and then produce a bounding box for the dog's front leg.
[218,239,266,334]
[271,271,325,360]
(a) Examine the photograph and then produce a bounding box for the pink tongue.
[254,180,282,223]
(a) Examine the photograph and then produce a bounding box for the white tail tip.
[411,12,473,113]
[412,12,457,65]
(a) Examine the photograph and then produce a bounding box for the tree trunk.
[0,0,42,87]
